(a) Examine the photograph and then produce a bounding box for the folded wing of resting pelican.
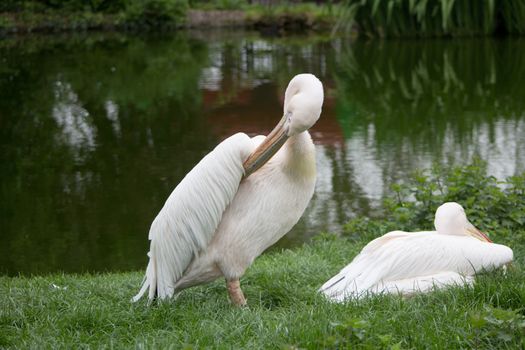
[133,73,324,305]
[320,202,513,302]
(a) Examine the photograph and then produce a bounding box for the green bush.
[0,0,124,13]
[0,0,22,11]
[500,0,525,35]
[189,0,247,10]
[344,159,525,244]
[122,0,188,26]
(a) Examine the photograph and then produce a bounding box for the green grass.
[2,161,525,348]
[1,236,524,348]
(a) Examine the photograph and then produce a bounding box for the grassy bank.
[1,161,524,348]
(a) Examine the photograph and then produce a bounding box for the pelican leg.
[227,279,247,306]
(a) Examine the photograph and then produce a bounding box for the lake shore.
[0,7,337,36]
[2,1,524,37]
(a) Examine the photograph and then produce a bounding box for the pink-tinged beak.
[466,222,492,243]
[243,115,289,178]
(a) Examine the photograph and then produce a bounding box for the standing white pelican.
[320,202,513,302]
[133,74,324,305]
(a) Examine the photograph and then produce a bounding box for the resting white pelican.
[320,202,513,302]
[133,74,324,305]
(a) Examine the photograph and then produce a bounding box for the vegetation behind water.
[0,0,339,33]
[2,0,525,36]
[1,161,524,348]
[341,0,525,37]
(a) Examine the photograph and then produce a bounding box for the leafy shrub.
[500,0,525,35]
[85,0,127,13]
[122,0,188,26]
[189,0,247,10]
[344,159,525,243]
[0,0,22,11]
[469,305,525,347]
[0,16,15,30]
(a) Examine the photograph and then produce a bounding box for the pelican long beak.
[243,115,289,178]
[465,221,492,242]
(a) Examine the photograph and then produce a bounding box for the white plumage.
[133,133,254,301]
[134,74,324,305]
[320,202,513,302]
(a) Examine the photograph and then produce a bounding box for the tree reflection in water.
[0,33,523,275]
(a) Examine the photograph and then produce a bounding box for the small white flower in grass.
[51,284,68,290]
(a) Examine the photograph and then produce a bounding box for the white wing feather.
[378,272,475,295]
[133,133,254,302]
[320,232,513,302]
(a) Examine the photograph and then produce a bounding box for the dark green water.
[1,32,524,275]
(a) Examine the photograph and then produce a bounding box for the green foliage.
[85,0,127,13]
[500,0,525,35]
[0,0,22,11]
[344,159,525,246]
[244,3,340,31]
[394,160,523,232]
[2,0,525,35]
[0,16,15,30]
[189,0,247,10]
[0,0,121,12]
[0,0,189,30]
[338,0,525,37]
[469,305,525,347]
[121,0,188,26]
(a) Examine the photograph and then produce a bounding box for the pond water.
[1,31,524,275]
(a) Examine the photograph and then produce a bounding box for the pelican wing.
[133,133,255,302]
[320,233,513,301]
[378,272,475,296]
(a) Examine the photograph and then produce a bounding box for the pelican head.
[434,202,492,242]
[284,73,324,136]
[243,73,324,177]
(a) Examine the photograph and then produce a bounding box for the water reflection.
[104,100,121,137]
[0,33,523,275]
[52,80,96,155]
[333,39,525,204]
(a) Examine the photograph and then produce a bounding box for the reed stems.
[339,0,525,37]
